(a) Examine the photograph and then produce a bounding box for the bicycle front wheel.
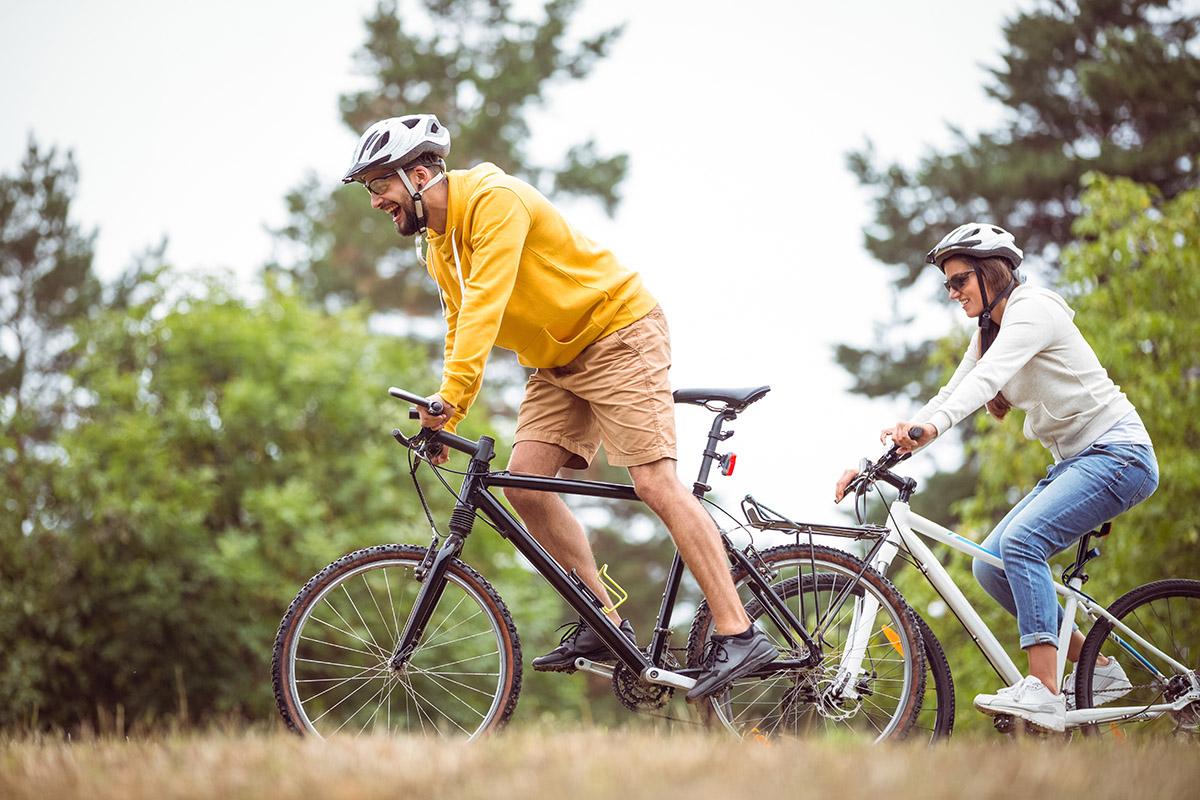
[1075,578,1200,740]
[687,544,925,742]
[272,544,522,739]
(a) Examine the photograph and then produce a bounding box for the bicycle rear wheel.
[1075,578,1200,739]
[272,544,521,739]
[687,544,925,742]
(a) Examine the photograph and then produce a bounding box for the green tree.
[838,0,1200,523]
[895,175,1200,733]
[274,0,627,315]
[0,138,99,517]
[1,274,474,729]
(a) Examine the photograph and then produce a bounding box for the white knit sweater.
[914,284,1135,461]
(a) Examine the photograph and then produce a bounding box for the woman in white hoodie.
[835,223,1159,732]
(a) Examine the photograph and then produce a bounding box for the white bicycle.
[745,436,1200,739]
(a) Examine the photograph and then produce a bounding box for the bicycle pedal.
[573,657,616,679]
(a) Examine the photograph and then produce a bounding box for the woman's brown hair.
[947,254,1019,419]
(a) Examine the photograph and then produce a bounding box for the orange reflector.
[882,624,904,656]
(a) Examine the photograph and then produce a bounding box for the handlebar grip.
[408,403,446,420]
[908,426,925,440]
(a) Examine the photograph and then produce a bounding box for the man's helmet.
[925,223,1024,270]
[341,114,451,184]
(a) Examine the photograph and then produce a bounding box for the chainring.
[612,650,680,712]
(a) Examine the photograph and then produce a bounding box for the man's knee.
[629,459,682,510]
[503,485,549,515]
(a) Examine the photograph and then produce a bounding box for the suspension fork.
[830,532,901,699]
[389,532,465,669]
[390,436,495,670]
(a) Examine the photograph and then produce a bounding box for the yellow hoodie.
[425,163,656,430]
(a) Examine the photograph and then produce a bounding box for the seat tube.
[1057,579,1083,688]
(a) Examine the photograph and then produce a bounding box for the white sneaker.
[974,676,1066,732]
[1064,657,1132,711]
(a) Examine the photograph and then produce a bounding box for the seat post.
[692,408,736,497]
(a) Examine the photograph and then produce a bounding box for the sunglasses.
[942,272,974,293]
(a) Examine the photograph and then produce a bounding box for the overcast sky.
[1,0,1025,527]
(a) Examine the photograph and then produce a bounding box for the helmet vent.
[967,227,981,237]
[992,226,1004,234]
[358,132,379,160]
[369,131,390,157]
[401,118,420,129]
[429,121,440,133]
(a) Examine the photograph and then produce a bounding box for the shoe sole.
[686,641,779,703]
[974,699,1065,733]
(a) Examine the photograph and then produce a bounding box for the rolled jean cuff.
[1020,631,1059,649]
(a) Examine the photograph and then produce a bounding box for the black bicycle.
[271,386,929,740]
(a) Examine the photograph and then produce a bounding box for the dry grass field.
[2,728,1197,800]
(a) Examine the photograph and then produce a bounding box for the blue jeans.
[971,443,1159,649]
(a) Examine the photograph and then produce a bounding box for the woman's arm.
[911,329,980,424]
[919,295,1057,435]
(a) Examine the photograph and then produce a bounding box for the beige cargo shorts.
[514,305,677,469]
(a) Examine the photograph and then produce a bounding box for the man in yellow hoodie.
[342,115,777,700]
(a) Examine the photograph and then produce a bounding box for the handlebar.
[389,386,445,417]
[388,386,479,460]
[842,426,926,512]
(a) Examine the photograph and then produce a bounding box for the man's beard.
[395,206,420,236]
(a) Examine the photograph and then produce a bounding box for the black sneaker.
[686,626,778,702]
[532,618,637,673]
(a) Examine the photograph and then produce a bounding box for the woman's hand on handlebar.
[834,468,860,503]
[880,422,938,454]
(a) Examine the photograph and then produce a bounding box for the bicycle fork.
[830,537,903,701]
[389,532,465,671]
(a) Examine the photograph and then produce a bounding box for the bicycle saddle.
[672,385,771,410]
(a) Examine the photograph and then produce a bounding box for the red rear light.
[721,453,737,476]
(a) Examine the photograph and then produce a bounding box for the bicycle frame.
[845,499,1199,728]
[387,406,819,694]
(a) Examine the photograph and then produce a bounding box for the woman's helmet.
[925,223,1024,270]
[927,223,1025,355]
[341,114,451,184]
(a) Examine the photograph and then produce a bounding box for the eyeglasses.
[362,171,399,196]
[943,272,974,293]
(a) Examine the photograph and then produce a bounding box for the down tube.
[891,504,1023,686]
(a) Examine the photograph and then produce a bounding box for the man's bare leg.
[504,441,621,624]
[629,458,750,635]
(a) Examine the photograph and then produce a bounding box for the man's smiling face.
[362,167,420,236]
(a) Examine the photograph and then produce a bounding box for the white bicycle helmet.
[925,222,1024,270]
[341,114,451,184]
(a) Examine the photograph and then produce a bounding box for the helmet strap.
[396,169,447,233]
[977,270,1017,355]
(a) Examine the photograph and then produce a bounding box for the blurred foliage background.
[2,0,1198,735]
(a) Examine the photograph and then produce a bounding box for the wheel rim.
[706,557,917,742]
[286,557,508,739]
[1082,590,1199,740]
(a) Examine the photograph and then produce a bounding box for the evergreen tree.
[840,0,1200,393]
[837,0,1200,521]
[0,137,98,539]
[273,0,628,315]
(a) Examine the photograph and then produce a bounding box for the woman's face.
[943,257,983,318]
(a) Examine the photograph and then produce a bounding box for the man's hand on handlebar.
[417,394,455,430]
[416,394,455,465]
[880,422,938,455]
